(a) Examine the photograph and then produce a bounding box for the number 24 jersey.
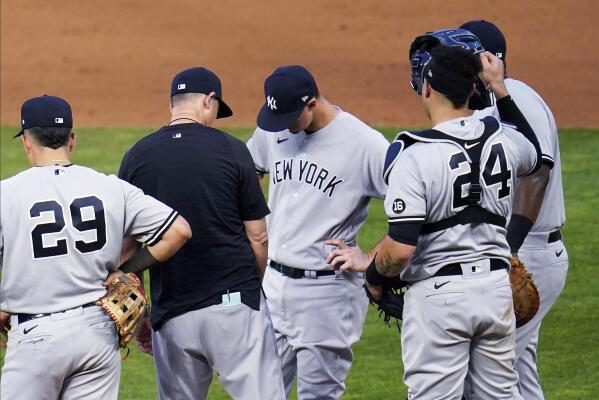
[385,116,537,282]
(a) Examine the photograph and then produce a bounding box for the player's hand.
[364,282,383,301]
[325,239,369,272]
[135,316,153,356]
[103,270,125,287]
[0,310,11,347]
[479,51,508,99]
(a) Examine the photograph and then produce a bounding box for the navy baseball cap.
[257,65,318,132]
[459,20,507,61]
[171,67,233,119]
[14,95,73,138]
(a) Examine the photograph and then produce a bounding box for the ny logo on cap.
[177,83,186,90]
[55,118,64,124]
[267,96,277,111]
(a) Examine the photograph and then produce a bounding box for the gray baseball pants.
[262,266,368,400]
[514,232,568,400]
[152,293,285,400]
[1,305,120,400]
[402,263,522,400]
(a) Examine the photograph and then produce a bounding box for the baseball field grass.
[1,126,598,399]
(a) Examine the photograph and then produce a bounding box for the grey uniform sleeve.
[363,130,389,199]
[118,178,179,246]
[504,128,538,178]
[508,85,556,168]
[384,150,427,245]
[246,128,271,174]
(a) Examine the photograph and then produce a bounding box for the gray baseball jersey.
[0,164,177,314]
[475,78,565,232]
[385,115,537,282]
[247,110,389,270]
[247,109,388,397]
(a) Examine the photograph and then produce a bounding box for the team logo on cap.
[177,83,186,90]
[267,95,277,111]
[301,95,309,102]
[427,69,433,78]
[55,118,64,124]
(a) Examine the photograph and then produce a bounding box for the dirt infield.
[1,0,597,128]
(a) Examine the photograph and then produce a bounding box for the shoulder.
[339,112,388,145]
[505,78,551,110]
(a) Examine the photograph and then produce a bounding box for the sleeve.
[232,139,270,221]
[246,128,271,174]
[506,129,538,178]
[118,149,132,181]
[362,130,389,199]
[118,178,179,246]
[508,85,556,168]
[384,150,426,245]
[496,95,542,175]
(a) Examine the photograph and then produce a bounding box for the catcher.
[0,94,191,400]
[327,38,541,398]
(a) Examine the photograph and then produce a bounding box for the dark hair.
[170,92,204,107]
[25,127,72,149]
[429,46,482,108]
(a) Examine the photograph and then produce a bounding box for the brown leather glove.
[510,257,540,328]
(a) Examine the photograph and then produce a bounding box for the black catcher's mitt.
[364,277,407,325]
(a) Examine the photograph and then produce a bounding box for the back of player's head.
[459,20,506,62]
[14,95,73,148]
[426,46,482,109]
[25,126,72,149]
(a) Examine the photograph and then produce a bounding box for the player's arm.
[506,164,551,255]
[243,218,268,280]
[118,215,191,275]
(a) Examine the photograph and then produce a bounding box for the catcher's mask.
[408,28,493,110]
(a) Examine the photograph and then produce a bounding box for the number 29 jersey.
[385,116,537,282]
[0,164,177,314]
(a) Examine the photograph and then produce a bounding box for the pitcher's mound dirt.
[1,0,597,128]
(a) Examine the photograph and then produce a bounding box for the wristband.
[506,214,534,254]
[120,246,159,274]
[365,256,395,286]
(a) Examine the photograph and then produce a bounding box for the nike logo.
[23,325,38,335]
[556,249,564,257]
[464,142,480,149]
[277,137,289,144]
[434,281,450,289]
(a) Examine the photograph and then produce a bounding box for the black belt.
[17,302,97,325]
[548,229,562,243]
[270,261,336,279]
[433,258,508,277]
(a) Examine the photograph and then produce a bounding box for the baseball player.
[327,39,543,398]
[462,20,569,399]
[246,65,389,398]
[0,95,191,400]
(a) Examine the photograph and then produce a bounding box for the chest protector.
[384,116,506,235]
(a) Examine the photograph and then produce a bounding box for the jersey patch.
[392,198,406,214]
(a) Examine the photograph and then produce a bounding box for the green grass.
[1,126,598,399]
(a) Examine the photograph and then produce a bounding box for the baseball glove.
[97,273,147,348]
[364,277,407,325]
[509,257,540,328]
